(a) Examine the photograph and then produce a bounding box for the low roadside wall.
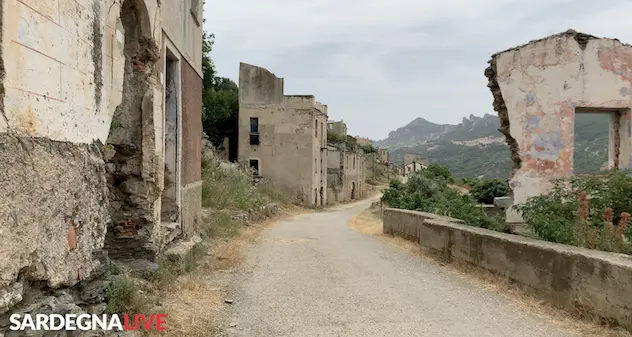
[383,208,632,331]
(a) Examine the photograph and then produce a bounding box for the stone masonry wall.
[384,208,632,331]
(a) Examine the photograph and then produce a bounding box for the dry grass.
[448,184,470,195]
[348,209,632,337]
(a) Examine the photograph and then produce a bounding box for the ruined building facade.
[327,120,347,137]
[238,63,328,207]
[0,0,202,315]
[486,30,632,223]
[326,121,366,204]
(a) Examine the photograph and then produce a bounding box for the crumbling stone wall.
[485,30,632,223]
[0,0,153,320]
[104,0,163,261]
[0,0,203,321]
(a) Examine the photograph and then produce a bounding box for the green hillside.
[384,114,610,179]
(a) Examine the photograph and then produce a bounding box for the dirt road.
[214,198,577,337]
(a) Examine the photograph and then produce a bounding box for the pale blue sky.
[204,0,632,140]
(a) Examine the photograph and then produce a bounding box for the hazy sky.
[204,0,632,141]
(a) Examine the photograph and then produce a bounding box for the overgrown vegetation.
[202,158,288,212]
[361,144,377,154]
[106,278,151,315]
[201,157,290,239]
[382,165,502,230]
[151,243,208,289]
[515,170,632,254]
[327,132,346,144]
[470,179,509,204]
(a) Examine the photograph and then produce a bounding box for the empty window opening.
[573,110,619,175]
[161,49,180,223]
[319,187,324,206]
[320,122,324,146]
[249,159,259,176]
[250,117,259,133]
[315,120,318,138]
[249,117,260,145]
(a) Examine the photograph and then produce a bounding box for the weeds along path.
[212,198,579,337]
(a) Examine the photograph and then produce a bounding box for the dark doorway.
[351,182,356,200]
[249,159,259,176]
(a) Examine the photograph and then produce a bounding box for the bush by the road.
[515,169,632,254]
[470,179,509,204]
[382,166,502,230]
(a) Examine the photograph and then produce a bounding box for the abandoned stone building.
[404,161,426,176]
[402,153,426,176]
[325,120,366,203]
[0,0,202,317]
[327,120,347,136]
[377,148,389,163]
[327,145,366,203]
[238,63,328,207]
[354,136,373,147]
[486,29,632,223]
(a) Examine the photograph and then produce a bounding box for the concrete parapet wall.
[383,208,632,331]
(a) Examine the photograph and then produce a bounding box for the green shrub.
[382,171,502,230]
[470,179,509,204]
[460,177,479,189]
[201,157,288,211]
[327,132,346,144]
[515,169,632,253]
[106,278,150,314]
[423,164,454,183]
[361,144,377,153]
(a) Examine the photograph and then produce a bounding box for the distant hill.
[379,114,609,179]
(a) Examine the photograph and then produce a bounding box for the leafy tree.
[361,144,377,154]
[423,164,454,183]
[202,32,239,147]
[327,132,346,144]
[470,179,509,204]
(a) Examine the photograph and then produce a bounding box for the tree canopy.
[202,32,239,147]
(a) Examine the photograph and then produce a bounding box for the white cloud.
[203,0,632,140]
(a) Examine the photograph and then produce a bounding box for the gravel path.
[216,198,577,337]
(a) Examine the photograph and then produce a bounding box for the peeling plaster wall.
[238,63,327,206]
[488,31,632,222]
